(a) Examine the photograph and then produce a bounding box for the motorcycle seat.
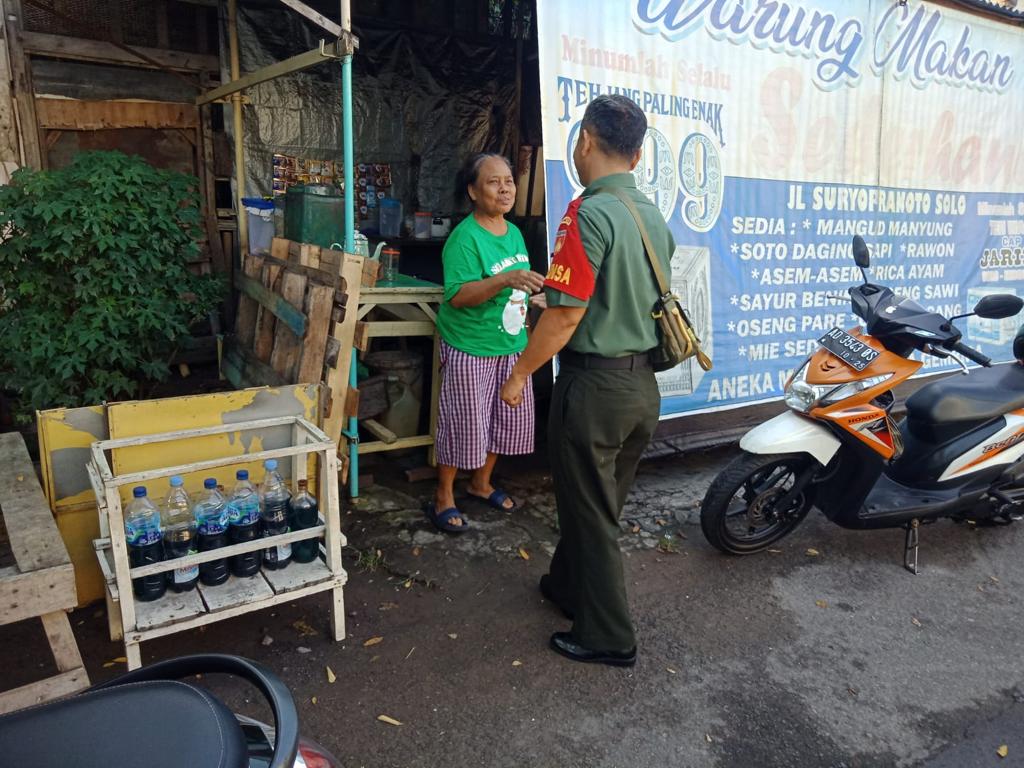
[0,679,248,768]
[906,362,1024,425]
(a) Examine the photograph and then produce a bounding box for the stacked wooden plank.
[224,238,373,442]
[0,433,89,713]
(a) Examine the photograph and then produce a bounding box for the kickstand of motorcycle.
[903,519,920,575]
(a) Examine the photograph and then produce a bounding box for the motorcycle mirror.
[974,294,1024,320]
[852,236,871,269]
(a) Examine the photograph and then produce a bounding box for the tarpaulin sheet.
[225,4,518,214]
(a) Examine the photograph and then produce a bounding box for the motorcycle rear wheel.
[700,451,817,555]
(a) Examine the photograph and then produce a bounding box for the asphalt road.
[5,450,1024,767]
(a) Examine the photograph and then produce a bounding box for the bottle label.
[277,542,292,560]
[174,561,199,584]
[228,497,260,525]
[126,523,161,547]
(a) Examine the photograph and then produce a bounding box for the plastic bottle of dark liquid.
[194,478,229,586]
[289,479,320,563]
[125,486,166,601]
[162,475,198,592]
[260,459,292,571]
[227,469,261,577]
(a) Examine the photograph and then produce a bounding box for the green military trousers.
[544,362,661,652]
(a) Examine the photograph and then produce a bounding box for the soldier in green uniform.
[501,95,674,666]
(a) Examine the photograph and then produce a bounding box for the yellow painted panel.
[107,385,321,504]
[37,405,109,512]
[55,502,104,607]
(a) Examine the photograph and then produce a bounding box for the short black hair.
[582,95,647,158]
[455,152,512,202]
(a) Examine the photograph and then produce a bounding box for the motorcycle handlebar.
[949,341,992,367]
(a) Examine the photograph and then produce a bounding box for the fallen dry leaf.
[632,525,641,534]
[512,660,523,667]
[705,733,713,744]
[404,579,412,589]
[293,619,318,637]
[412,547,421,557]
[848,686,859,697]
[991,576,1001,584]
[518,547,530,561]
[377,715,403,726]
[113,656,127,663]
[363,636,384,647]
[911,617,923,628]
[806,548,820,557]
[767,549,783,554]
[326,666,337,684]
[656,518,667,526]
[997,745,1008,758]
[379,602,398,612]
[815,600,828,609]
[102,661,116,669]
[667,667,677,674]
[370,655,380,663]
[448,633,458,640]
[311,697,318,705]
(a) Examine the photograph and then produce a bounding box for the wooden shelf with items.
[88,415,346,670]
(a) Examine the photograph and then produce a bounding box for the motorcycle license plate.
[818,328,880,371]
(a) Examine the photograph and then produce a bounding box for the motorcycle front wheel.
[700,451,817,555]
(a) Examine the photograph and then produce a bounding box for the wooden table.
[354,275,443,463]
[0,433,89,713]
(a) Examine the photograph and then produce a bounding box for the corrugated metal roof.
[952,0,1024,20]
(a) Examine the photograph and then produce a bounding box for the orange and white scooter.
[700,236,1024,572]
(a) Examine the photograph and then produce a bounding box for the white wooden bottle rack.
[88,416,346,669]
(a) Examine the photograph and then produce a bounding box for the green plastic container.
[283,185,346,248]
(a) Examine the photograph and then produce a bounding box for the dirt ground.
[4,447,1024,767]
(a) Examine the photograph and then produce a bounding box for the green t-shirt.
[436,215,531,357]
[543,173,675,356]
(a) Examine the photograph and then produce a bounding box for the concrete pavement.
[5,447,1024,767]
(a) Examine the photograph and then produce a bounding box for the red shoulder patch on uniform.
[545,198,595,301]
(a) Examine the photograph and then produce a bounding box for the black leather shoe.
[549,632,636,667]
[539,575,574,620]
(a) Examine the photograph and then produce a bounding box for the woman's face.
[468,157,516,217]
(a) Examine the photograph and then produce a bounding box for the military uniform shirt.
[543,173,675,357]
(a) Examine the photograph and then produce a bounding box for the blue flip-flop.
[424,503,469,534]
[470,489,517,511]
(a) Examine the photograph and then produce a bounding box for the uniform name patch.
[546,264,572,285]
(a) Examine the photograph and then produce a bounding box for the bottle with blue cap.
[125,486,166,601]
[227,469,261,578]
[162,475,198,592]
[260,459,292,570]
[193,478,230,586]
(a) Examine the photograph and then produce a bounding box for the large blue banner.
[538,0,1024,419]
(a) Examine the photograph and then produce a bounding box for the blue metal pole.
[342,53,358,500]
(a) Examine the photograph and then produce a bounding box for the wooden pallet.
[225,238,372,443]
[0,433,89,713]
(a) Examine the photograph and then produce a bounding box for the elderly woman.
[425,153,545,533]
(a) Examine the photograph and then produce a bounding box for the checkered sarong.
[435,340,534,469]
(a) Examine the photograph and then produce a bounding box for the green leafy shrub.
[0,151,223,419]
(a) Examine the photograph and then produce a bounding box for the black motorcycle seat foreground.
[0,679,248,768]
[907,363,1024,425]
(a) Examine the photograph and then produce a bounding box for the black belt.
[559,350,653,370]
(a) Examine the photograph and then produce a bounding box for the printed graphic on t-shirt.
[502,289,527,335]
